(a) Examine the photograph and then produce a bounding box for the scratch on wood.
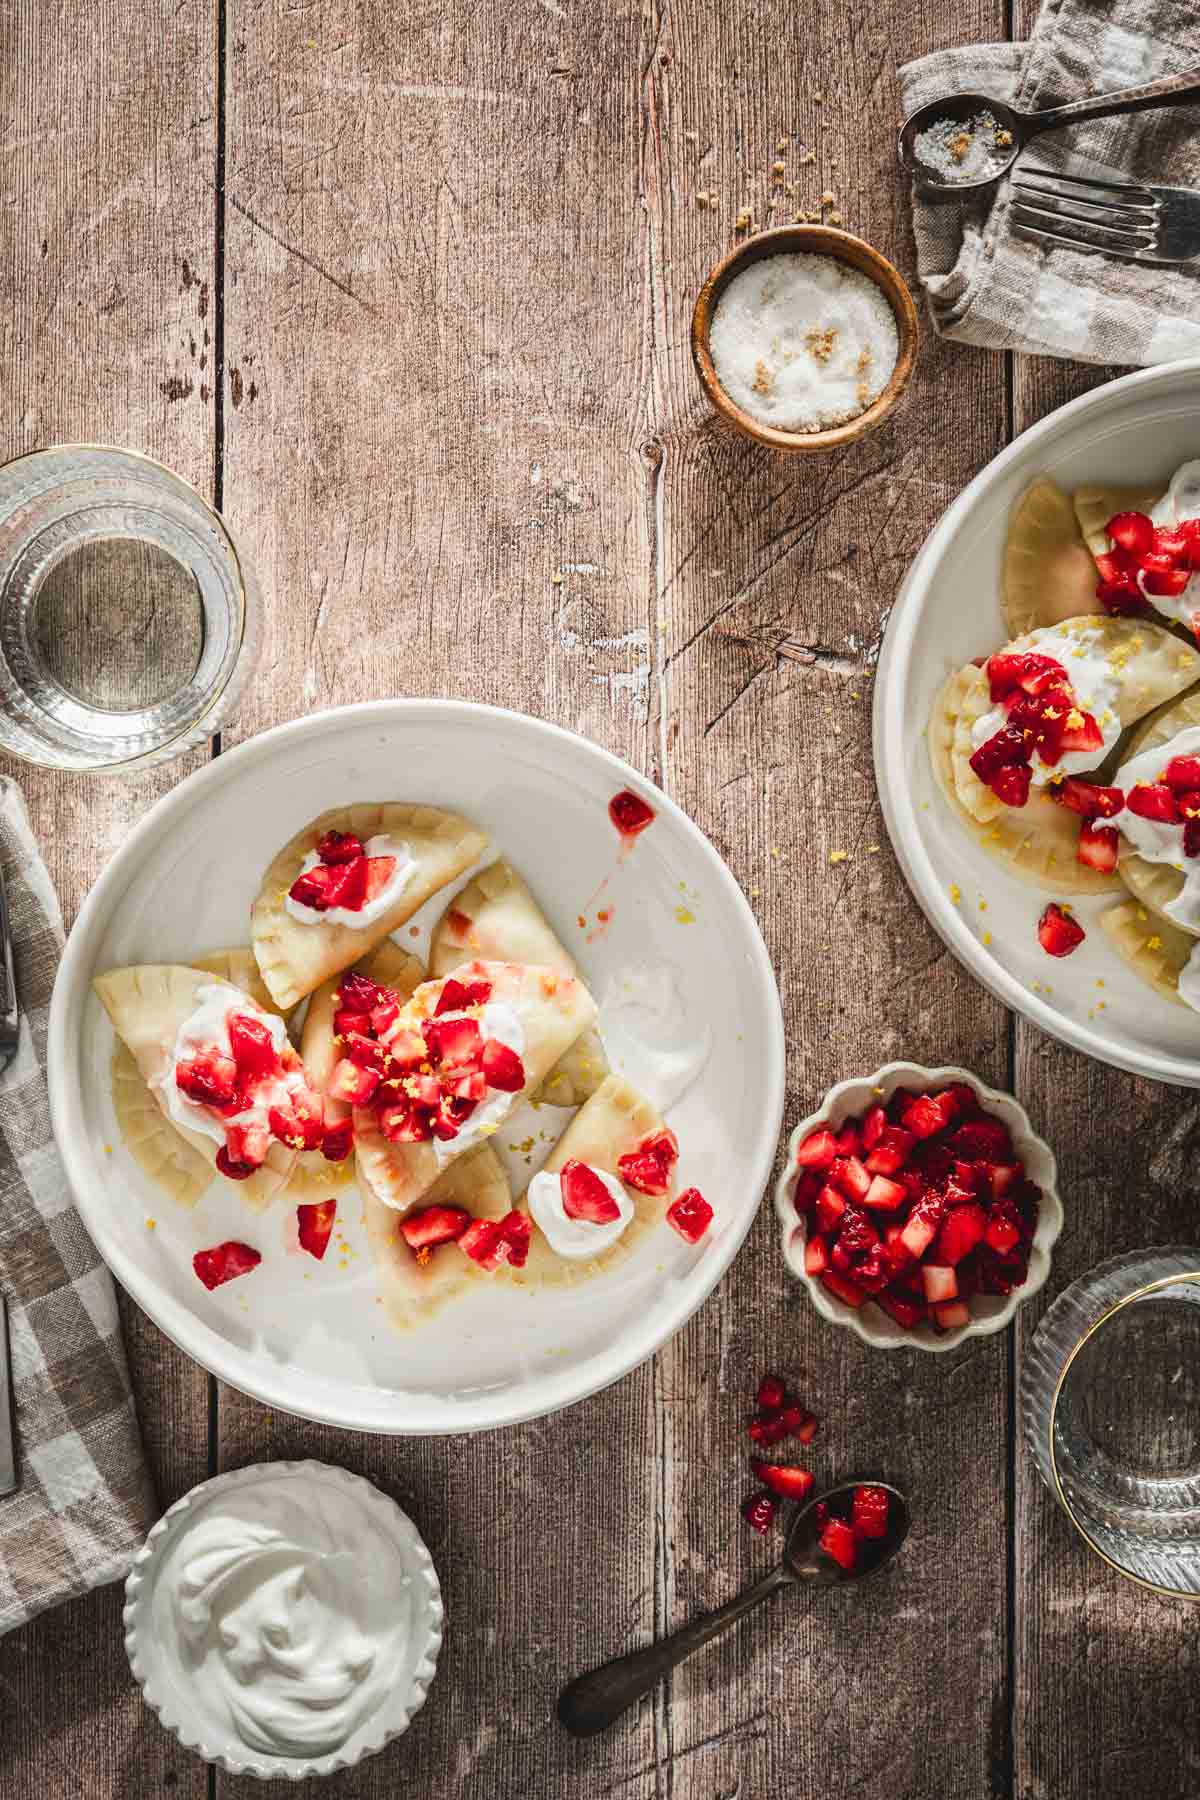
[224,191,377,313]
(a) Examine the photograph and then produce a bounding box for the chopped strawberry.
[609,788,655,837]
[863,1174,906,1211]
[991,763,1032,808]
[226,1013,279,1081]
[861,1104,887,1150]
[315,828,364,864]
[1052,777,1125,819]
[617,1129,679,1196]
[949,1117,1012,1162]
[175,1052,238,1107]
[319,855,369,911]
[748,1413,790,1447]
[193,1240,261,1289]
[756,1373,787,1410]
[215,1145,257,1181]
[333,1008,372,1038]
[268,1102,325,1152]
[969,725,1028,785]
[796,1127,838,1170]
[934,1201,987,1266]
[321,1118,354,1162]
[224,1121,269,1168]
[921,1264,958,1303]
[481,1038,525,1092]
[900,1092,956,1140]
[458,1217,504,1268]
[289,865,337,910]
[751,1462,814,1502]
[833,1123,861,1157]
[344,1032,388,1073]
[742,1490,777,1534]
[1038,902,1085,957]
[1078,821,1119,873]
[496,1210,533,1268]
[804,1234,829,1276]
[837,1204,879,1257]
[1097,576,1150,616]
[1165,754,1200,793]
[1106,510,1155,557]
[1141,557,1190,598]
[876,1289,926,1329]
[361,856,398,903]
[559,1160,621,1223]
[851,1485,890,1539]
[830,1155,871,1201]
[1186,818,1200,859]
[899,1193,945,1259]
[819,1517,858,1571]
[370,999,399,1037]
[432,1095,475,1141]
[386,1028,426,1069]
[666,1188,713,1243]
[986,651,1068,701]
[422,1014,483,1069]
[445,1068,486,1103]
[379,1100,433,1143]
[865,1125,915,1176]
[932,1300,971,1330]
[788,1408,819,1444]
[297,1198,336,1260]
[338,972,389,1012]
[435,975,494,1015]
[328,1058,380,1105]
[1057,709,1104,756]
[986,1161,1022,1198]
[819,1268,867,1308]
[815,1184,846,1234]
[1127,782,1181,824]
[792,1170,823,1216]
[400,1205,472,1250]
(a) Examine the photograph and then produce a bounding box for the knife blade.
[0,1297,17,1496]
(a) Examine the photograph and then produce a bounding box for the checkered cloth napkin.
[0,779,153,1635]
[899,0,1200,364]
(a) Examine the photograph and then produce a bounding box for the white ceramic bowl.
[774,1062,1063,1351]
[48,700,785,1433]
[123,1459,443,1781]
[874,358,1200,1087]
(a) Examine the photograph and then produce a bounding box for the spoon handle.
[557,1563,794,1738]
[1028,66,1200,133]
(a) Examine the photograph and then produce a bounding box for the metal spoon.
[899,66,1200,193]
[557,1480,910,1738]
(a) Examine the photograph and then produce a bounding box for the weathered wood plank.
[216,3,663,1795]
[1012,354,1200,1800]
[647,5,1014,1794]
[0,4,215,1795]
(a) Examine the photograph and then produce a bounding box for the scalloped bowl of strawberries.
[774,1063,1063,1351]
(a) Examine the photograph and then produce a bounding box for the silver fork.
[1011,169,1200,265]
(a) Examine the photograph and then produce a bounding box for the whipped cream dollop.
[1178,943,1200,1015]
[285,834,416,928]
[430,999,525,1171]
[1148,460,1200,628]
[599,961,712,1112]
[1115,726,1200,933]
[970,621,1123,785]
[527,1163,634,1259]
[149,1470,415,1761]
[155,982,296,1148]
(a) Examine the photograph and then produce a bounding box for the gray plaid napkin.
[0,779,153,1635]
[899,0,1200,363]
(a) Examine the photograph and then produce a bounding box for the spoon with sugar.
[556,1479,910,1737]
[899,66,1200,193]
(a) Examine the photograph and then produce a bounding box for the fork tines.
[1011,169,1159,259]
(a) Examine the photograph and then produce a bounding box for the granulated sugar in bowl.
[709,251,898,433]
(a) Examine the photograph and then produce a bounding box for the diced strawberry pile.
[741,1371,819,1534]
[328,969,526,1148]
[397,1200,533,1270]
[815,1486,892,1573]
[793,1084,1040,1333]
[287,828,399,914]
[968,652,1103,810]
[1096,509,1200,636]
[175,1007,338,1177]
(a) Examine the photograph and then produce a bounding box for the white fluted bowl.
[124,1459,443,1781]
[774,1062,1063,1352]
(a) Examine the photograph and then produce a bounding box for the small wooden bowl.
[691,225,919,453]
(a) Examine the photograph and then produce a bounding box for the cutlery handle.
[557,1563,794,1737]
[1030,66,1200,133]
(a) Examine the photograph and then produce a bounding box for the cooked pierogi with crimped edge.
[430,859,609,1106]
[95,966,301,1211]
[505,1074,672,1288]
[1098,900,1200,1013]
[1002,475,1105,640]
[1112,688,1200,934]
[109,946,289,1208]
[363,1145,512,1326]
[353,958,598,1215]
[251,802,488,1011]
[285,940,425,1202]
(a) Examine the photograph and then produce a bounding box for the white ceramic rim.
[48,699,786,1432]
[873,357,1200,1088]
[123,1458,444,1780]
[773,1061,1064,1351]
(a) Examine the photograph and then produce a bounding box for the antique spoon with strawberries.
[557,1479,910,1737]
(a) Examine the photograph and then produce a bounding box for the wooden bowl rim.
[690,225,920,453]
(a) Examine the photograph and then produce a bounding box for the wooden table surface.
[4,3,1199,1797]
